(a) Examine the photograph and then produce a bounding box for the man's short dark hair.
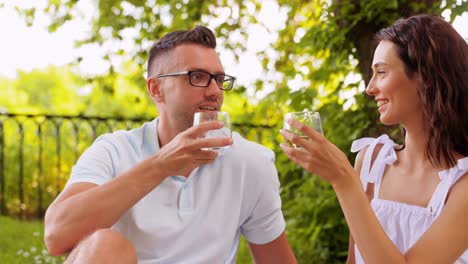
[147,25,217,77]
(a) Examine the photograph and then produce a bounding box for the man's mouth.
[199,106,217,111]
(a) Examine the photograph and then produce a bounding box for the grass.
[0,216,253,263]
[0,216,64,263]
[237,236,254,263]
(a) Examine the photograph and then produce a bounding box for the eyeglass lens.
[190,71,232,90]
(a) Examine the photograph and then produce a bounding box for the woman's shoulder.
[447,156,468,185]
[351,134,398,152]
[444,165,468,214]
[351,134,397,170]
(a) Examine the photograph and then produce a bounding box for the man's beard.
[175,111,195,131]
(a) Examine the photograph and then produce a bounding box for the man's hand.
[150,120,233,177]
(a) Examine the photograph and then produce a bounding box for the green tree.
[0,66,84,115]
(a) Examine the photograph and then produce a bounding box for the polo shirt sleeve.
[240,149,286,244]
[66,135,117,186]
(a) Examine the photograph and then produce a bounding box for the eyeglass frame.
[152,70,236,91]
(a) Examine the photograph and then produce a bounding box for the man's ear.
[147,78,164,102]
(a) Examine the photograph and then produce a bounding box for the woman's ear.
[147,78,164,102]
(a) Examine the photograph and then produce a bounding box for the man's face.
[150,44,225,131]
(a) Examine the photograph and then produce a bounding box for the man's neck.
[157,118,186,148]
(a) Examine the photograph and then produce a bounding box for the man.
[44,25,296,263]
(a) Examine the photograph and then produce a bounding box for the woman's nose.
[366,77,376,96]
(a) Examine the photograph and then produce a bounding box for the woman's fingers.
[280,143,317,173]
[280,128,313,151]
[287,118,322,140]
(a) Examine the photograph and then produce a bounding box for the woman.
[281,14,468,263]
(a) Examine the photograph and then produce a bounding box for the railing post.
[37,122,44,218]
[18,121,25,219]
[0,121,5,215]
[72,122,79,163]
[55,119,62,197]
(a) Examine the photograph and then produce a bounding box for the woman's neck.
[398,125,434,170]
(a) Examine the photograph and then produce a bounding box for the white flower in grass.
[23,251,30,257]
[33,231,40,237]
[17,249,24,255]
[30,246,37,252]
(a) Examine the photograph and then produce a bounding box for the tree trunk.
[332,0,440,86]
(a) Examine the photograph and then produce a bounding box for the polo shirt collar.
[146,118,199,181]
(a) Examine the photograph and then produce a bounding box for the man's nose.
[205,78,222,95]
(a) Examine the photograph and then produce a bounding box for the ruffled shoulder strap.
[457,157,468,171]
[428,157,468,216]
[351,134,398,192]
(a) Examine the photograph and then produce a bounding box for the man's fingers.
[192,137,233,150]
[195,149,219,160]
[184,121,233,150]
[187,121,225,138]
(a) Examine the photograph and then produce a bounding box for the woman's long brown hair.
[376,14,468,168]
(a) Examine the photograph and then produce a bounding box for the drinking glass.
[283,111,323,149]
[193,111,232,155]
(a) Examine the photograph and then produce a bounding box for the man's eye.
[192,73,203,80]
[215,75,225,83]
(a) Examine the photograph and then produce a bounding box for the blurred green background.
[0,0,466,263]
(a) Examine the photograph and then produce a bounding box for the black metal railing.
[0,113,276,219]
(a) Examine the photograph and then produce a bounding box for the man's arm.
[44,121,232,256]
[248,232,297,264]
[44,161,168,256]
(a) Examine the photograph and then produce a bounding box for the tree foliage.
[5,0,467,262]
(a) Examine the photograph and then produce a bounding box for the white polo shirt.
[66,118,285,263]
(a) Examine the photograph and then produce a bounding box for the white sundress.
[350,135,468,264]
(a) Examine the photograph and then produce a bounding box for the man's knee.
[90,229,136,257]
[69,229,137,263]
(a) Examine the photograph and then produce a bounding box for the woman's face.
[366,40,421,126]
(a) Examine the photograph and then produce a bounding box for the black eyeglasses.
[154,70,235,91]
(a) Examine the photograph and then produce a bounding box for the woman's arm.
[280,119,468,263]
[346,143,384,263]
[346,235,356,264]
[405,172,468,262]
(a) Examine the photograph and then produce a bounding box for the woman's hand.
[280,118,355,187]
